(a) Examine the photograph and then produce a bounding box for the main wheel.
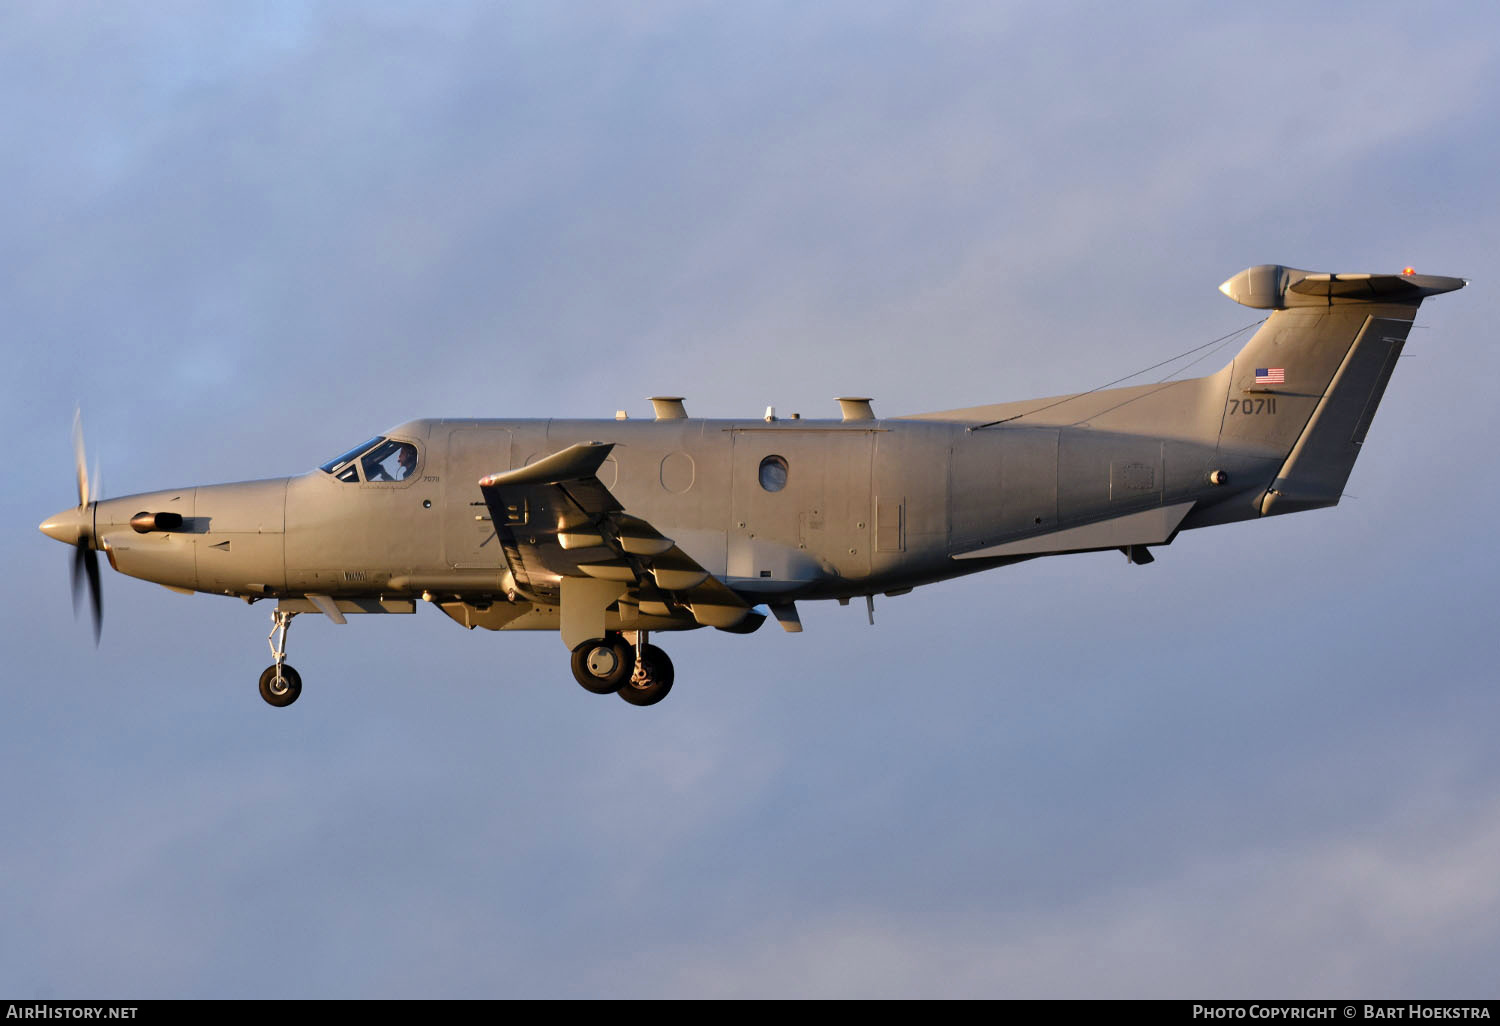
[258,664,303,707]
[617,644,674,707]
[570,635,632,694]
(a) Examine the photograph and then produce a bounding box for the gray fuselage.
[92,409,1255,618]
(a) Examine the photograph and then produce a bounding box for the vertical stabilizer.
[1214,266,1465,516]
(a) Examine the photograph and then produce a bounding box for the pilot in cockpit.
[366,442,418,482]
[392,443,417,480]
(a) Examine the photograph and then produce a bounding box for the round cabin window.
[758,455,789,492]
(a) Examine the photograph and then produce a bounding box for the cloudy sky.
[5,1,1498,998]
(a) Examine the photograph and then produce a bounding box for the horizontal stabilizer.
[1219,265,1466,309]
[953,502,1195,560]
[1288,272,1465,302]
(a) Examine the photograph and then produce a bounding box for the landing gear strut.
[617,631,674,707]
[259,609,302,707]
[569,630,675,706]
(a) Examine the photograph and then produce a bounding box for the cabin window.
[758,455,789,492]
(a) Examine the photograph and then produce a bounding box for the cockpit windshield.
[319,437,384,475]
[318,436,419,483]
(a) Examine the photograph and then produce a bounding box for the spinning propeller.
[40,411,103,642]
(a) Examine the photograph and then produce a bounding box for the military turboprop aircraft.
[40,264,1465,708]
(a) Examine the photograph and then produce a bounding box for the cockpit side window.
[361,440,420,482]
[320,436,384,475]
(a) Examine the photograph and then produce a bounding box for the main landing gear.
[570,630,675,707]
[254,610,674,709]
[259,609,302,707]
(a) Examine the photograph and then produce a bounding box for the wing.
[477,442,752,633]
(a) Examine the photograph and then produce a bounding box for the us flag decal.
[1255,367,1285,384]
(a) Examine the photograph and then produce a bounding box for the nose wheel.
[259,663,303,707]
[259,609,302,707]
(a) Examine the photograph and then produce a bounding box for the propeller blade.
[83,546,102,644]
[71,541,85,615]
[70,541,102,642]
[72,409,89,508]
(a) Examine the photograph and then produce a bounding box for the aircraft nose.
[40,505,89,547]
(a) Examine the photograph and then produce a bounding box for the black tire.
[617,644,674,707]
[570,635,632,694]
[258,664,303,707]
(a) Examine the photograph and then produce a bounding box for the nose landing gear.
[259,609,302,707]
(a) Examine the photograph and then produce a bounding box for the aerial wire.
[967,318,1265,430]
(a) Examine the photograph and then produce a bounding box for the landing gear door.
[444,427,513,568]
